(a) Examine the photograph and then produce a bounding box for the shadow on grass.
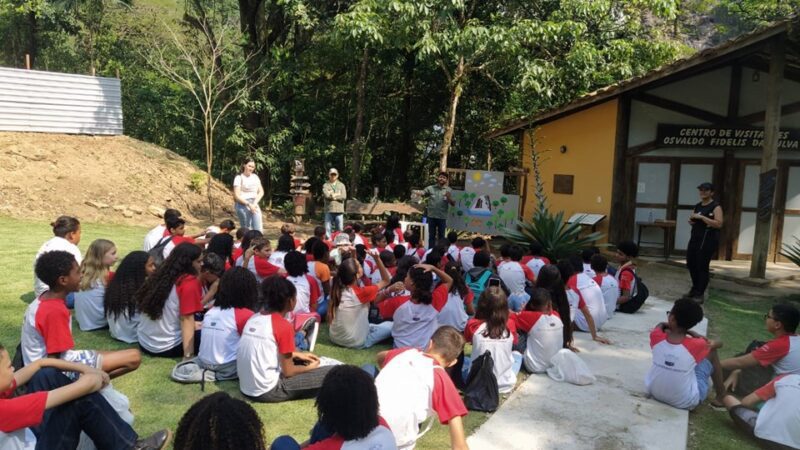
[20,291,34,304]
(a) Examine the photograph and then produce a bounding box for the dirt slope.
[0,132,235,226]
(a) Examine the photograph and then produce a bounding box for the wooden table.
[636,220,677,260]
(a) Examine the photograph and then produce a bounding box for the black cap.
[697,182,714,191]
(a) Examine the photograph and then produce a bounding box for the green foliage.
[780,236,800,267]
[189,171,206,192]
[504,210,604,262]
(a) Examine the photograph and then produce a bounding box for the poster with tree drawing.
[447,170,519,234]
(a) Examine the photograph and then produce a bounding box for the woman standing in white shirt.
[233,158,264,233]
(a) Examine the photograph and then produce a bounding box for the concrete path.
[467,297,703,450]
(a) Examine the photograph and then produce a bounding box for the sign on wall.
[656,124,800,150]
[446,170,520,235]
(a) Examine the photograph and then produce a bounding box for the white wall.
[0,67,122,135]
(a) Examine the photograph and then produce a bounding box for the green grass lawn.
[0,215,492,448]
[686,290,797,449]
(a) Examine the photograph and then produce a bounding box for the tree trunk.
[349,47,369,199]
[206,118,215,221]
[439,57,465,173]
[27,11,37,68]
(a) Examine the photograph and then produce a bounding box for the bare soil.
[0,132,311,236]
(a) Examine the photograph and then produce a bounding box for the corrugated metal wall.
[0,67,123,135]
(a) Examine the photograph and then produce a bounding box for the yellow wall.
[521,99,618,241]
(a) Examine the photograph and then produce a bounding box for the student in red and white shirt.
[522,241,550,278]
[385,214,405,245]
[721,304,800,393]
[238,276,332,403]
[515,288,564,374]
[23,251,141,379]
[590,254,619,320]
[375,326,468,450]
[437,263,475,332]
[161,217,205,260]
[559,259,610,345]
[464,288,521,393]
[198,268,256,374]
[137,243,206,359]
[379,264,453,350]
[240,237,284,283]
[498,245,534,312]
[536,264,576,351]
[143,208,180,251]
[646,298,727,410]
[0,344,169,450]
[445,231,461,264]
[615,240,641,313]
[406,232,427,261]
[33,216,82,298]
[283,250,322,315]
[459,237,486,272]
[328,256,403,349]
[270,365,397,450]
[723,374,800,449]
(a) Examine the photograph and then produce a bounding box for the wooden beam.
[721,150,738,260]
[609,95,633,244]
[628,141,658,156]
[739,100,800,124]
[728,64,742,119]
[750,37,785,278]
[634,92,729,124]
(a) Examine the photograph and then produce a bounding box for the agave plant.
[781,236,800,267]
[503,210,604,262]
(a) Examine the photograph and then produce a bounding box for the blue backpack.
[465,270,493,303]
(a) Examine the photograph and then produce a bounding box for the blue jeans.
[235,200,263,233]
[324,212,344,238]
[427,217,447,249]
[364,321,393,348]
[316,295,329,319]
[27,368,138,450]
[695,358,713,402]
[271,422,333,450]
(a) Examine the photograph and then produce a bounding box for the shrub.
[781,236,800,267]
[189,172,207,193]
[503,210,604,262]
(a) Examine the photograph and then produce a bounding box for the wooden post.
[91,66,96,76]
[25,54,30,70]
[609,95,632,244]
[750,38,785,279]
[115,68,120,79]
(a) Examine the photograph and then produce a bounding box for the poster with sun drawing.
[447,170,520,235]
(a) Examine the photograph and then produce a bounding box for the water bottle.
[648,210,654,223]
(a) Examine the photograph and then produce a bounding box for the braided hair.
[136,243,202,320]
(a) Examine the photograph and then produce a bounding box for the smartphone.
[488,278,501,287]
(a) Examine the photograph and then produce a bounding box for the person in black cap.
[684,182,723,303]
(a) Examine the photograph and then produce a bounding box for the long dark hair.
[475,287,510,339]
[328,258,360,322]
[407,267,433,305]
[316,365,379,441]
[207,233,234,267]
[137,243,202,320]
[445,262,468,297]
[536,264,572,348]
[239,230,263,255]
[105,251,149,321]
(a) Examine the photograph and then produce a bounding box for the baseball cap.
[329,168,339,175]
[697,182,714,191]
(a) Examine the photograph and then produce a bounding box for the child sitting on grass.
[105,251,155,344]
[523,240,550,278]
[22,251,141,379]
[722,374,800,449]
[0,342,170,450]
[242,237,283,282]
[437,262,474,332]
[174,392,264,450]
[646,298,726,410]
[33,216,82,303]
[515,288,564,374]
[375,326,468,450]
[74,238,118,331]
[237,276,332,403]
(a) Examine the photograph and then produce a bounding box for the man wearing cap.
[422,171,456,249]
[323,168,347,238]
[684,182,723,304]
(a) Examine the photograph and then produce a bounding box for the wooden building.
[490,19,800,270]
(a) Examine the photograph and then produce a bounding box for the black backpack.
[148,236,173,268]
[463,351,499,412]
[617,267,649,314]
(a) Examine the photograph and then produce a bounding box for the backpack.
[463,351,499,412]
[465,270,493,302]
[617,266,649,314]
[148,236,173,268]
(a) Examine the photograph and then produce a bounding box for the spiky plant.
[781,236,800,267]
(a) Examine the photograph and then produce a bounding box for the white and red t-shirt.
[616,264,637,297]
[0,380,47,447]
[329,285,379,348]
[269,251,288,270]
[437,290,474,332]
[380,284,449,349]
[582,263,596,278]
[446,244,461,263]
[305,418,396,450]
[237,312,295,397]
[497,261,532,294]
[21,295,74,365]
[33,237,82,296]
[162,235,197,260]
[143,224,168,251]
[752,374,800,448]
[465,318,518,393]
[568,274,607,332]
[409,247,427,261]
[237,255,281,283]
[593,274,619,320]
[376,348,467,449]
[645,326,710,409]
[137,274,204,354]
[751,334,800,375]
[459,247,478,272]
[199,306,255,366]
[524,256,550,278]
[515,310,563,373]
[287,274,321,314]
